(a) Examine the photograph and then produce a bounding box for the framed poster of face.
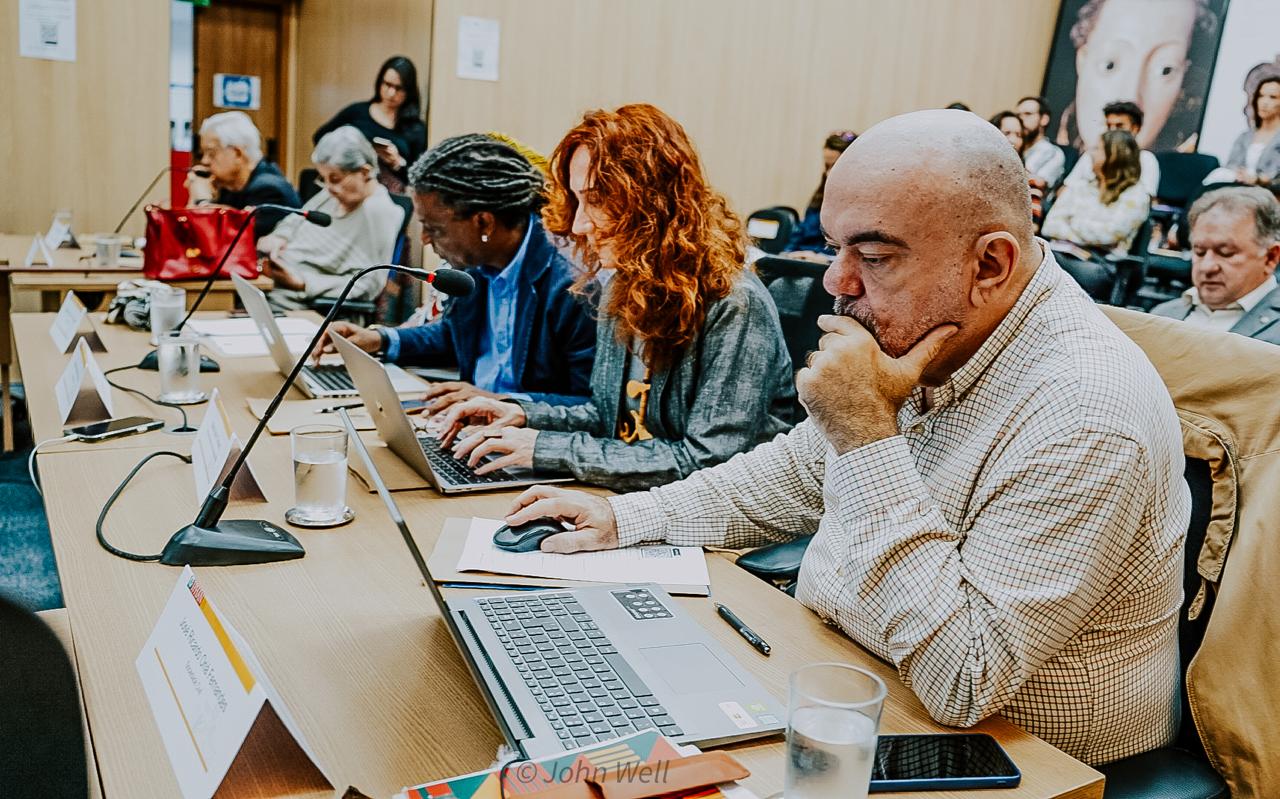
[1041,0,1231,153]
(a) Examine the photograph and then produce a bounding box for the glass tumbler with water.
[286,424,353,527]
[785,663,887,799]
[149,285,186,344]
[156,332,208,405]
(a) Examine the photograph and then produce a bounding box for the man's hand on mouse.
[506,485,619,553]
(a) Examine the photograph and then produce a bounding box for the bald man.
[501,111,1188,765]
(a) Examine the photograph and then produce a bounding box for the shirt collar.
[1184,277,1276,314]
[481,214,535,286]
[913,239,1058,413]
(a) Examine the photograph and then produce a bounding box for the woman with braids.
[320,134,597,410]
[439,104,796,492]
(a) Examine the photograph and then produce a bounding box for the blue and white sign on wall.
[212,73,261,110]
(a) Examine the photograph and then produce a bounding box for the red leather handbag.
[142,205,260,281]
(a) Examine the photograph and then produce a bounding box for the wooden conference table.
[0,233,266,453]
[12,312,1104,799]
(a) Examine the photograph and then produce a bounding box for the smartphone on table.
[869,733,1021,792]
[64,416,164,442]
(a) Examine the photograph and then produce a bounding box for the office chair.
[746,208,797,255]
[0,596,89,798]
[309,192,415,326]
[1050,218,1151,307]
[297,167,321,204]
[1152,152,1220,210]
[1095,457,1227,799]
[752,256,832,420]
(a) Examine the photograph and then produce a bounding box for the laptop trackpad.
[639,644,743,694]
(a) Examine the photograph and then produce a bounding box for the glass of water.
[785,663,887,799]
[149,285,186,345]
[156,332,208,405]
[285,424,353,528]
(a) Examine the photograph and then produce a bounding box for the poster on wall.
[1198,0,1280,166]
[19,0,76,62]
[1040,0,1231,154]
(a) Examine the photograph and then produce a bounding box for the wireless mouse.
[493,518,566,553]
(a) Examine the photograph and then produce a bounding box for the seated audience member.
[1042,130,1150,256]
[502,110,1188,767]
[989,111,1024,154]
[313,56,427,193]
[258,127,404,309]
[440,104,796,491]
[1151,186,1280,342]
[321,134,596,409]
[784,130,857,261]
[1062,101,1160,196]
[1202,65,1280,191]
[186,111,301,239]
[946,102,971,111]
[1017,96,1066,189]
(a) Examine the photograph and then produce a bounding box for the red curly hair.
[543,104,745,371]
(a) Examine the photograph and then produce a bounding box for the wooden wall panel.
[426,0,1063,216]
[291,0,434,184]
[0,0,170,237]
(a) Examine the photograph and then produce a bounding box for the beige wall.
[291,0,434,182]
[0,0,169,237]
[427,0,1062,216]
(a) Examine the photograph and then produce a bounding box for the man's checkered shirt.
[609,245,1189,765]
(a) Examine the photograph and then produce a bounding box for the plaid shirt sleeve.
[608,421,828,548]
[811,424,1159,729]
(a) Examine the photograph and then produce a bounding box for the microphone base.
[160,519,305,566]
[138,350,221,373]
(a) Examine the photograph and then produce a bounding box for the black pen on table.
[715,602,771,656]
[314,401,363,414]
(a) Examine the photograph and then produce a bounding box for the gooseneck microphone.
[112,165,193,235]
[137,203,332,372]
[157,264,474,566]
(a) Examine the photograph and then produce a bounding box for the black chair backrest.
[1177,457,1215,756]
[767,206,801,227]
[753,256,831,375]
[0,597,88,797]
[1059,144,1081,187]
[297,167,321,204]
[1154,152,1221,207]
[389,192,414,264]
[1055,252,1116,302]
[746,208,796,255]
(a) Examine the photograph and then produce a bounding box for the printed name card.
[49,292,107,353]
[54,338,114,426]
[192,388,265,503]
[24,234,55,267]
[136,566,332,799]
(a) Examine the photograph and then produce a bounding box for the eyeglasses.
[381,79,406,94]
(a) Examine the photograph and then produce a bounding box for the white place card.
[136,566,332,799]
[49,291,107,353]
[24,234,55,267]
[191,388,265,503]
[54,338,114,426]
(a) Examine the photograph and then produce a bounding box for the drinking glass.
[149,285,186,344]
[784,663,887,799]
[285,424,353,527]
[92,234,126,267]
[156,332,208,405]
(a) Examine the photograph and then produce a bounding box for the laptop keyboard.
[302,364,356,392]
[477,593,684,749]
[417,435,515,485]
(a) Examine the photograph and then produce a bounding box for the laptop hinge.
[456,610,534,742]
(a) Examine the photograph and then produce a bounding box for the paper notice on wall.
[457,16,500,81]
[20,0,76,62]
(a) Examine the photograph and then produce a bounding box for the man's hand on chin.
[796,315,957,455]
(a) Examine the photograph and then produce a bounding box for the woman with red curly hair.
[440,104,795,491]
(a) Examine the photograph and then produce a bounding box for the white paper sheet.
[457,518,711,588]
[185,317,318,338]
[207,334,315,358]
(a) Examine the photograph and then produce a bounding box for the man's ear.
[971,232,1020,306]
[473,210,496,241]
[1265,241,1280,275]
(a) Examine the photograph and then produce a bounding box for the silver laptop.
[337,407,787,758]
[230,272,424,399]
[330,330,572,494]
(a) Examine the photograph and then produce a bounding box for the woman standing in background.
[313,56,427,193]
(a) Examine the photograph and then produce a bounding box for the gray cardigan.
[1226,129,1280,180]
[518,271,796,491]
[1150,283,1280,346]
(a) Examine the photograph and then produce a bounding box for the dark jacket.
[392,218,596,406]
[214,160,301,239]
[313,102,427,183]
[1150,283,1280,346]
[787,206,832,254]
[518,271,796,491]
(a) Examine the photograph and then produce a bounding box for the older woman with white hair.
[257,126,405,308]
[186,111,301,239]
